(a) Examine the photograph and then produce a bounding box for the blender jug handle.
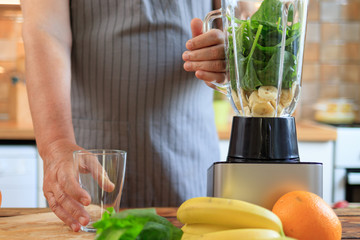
[204,8,222,33]
[203,9,228,95]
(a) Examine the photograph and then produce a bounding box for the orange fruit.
[272,191,342,240]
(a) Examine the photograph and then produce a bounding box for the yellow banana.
[181,228,281,240]
[177,197,284,234]
[182,223,234,235]
[181,232,198,240]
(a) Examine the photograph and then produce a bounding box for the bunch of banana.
[177,197,296,240]
[233,85,296,117]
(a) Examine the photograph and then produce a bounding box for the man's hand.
[183,18,226,88]
[77,151,115,193]
[42,140,91,231]
[43,140,116,232]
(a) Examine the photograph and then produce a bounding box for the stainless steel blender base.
[207,162,323,210]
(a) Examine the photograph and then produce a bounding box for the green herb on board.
[93,208,183,240]
[227,0,301,92]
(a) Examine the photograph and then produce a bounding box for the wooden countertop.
[0,121,35,140]
[0,207,359,239]
[218,119,337,142]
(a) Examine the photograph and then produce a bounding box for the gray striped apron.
[69,0,220,207]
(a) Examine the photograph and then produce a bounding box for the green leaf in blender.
[227,0,300,92]
[251,0,283,24]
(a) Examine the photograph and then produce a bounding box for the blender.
[205,0,323,209]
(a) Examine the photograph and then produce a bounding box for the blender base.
[207,161,323,209]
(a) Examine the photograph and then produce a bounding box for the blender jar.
[204,0,308,117]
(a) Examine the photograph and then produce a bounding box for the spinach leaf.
[136,222,170,240]
[257,50,296,88]
[93,208,182,240]
[251,0,283,24]
[227,0,300,92]
[240,24,264,91]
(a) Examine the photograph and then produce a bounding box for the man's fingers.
[195,70,226,84]
[84,156,115,192]
[45,192,81,232]
[184,60,226,73]
[57,169,91,206]
[183,44,225,61]
[186,29,224,50]
[52,184,90,226]
[190,18,203,38]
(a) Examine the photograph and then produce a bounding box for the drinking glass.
[73,149,126,232]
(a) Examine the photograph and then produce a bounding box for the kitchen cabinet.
[332,126,360,203]
[0,143,46,208]
[298,141,334,204]
[0,144,38,207]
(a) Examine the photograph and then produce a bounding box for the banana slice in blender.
[244,106,251,116]
[280,83,297,108]
[248,90,267,108]
[252,102,275,117]
[280,89,292,107]
[232,89,249,110]
[240,88,249,107]
[270,100,285,116]
[258,86,278,100]
[231,91,242,111]
[240,88,249,108]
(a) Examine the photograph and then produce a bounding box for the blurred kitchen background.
[0,0,360,208]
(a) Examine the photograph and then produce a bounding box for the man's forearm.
[24,33,75,155]
[21,0,75,157]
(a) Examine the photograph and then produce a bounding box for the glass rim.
[73,149,127,156]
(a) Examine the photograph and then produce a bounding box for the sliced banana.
[231,91,242,111]
[258,86,278,100]
[280,83,297,108]
[244,106,251,116]
[248,90,267,108]
[239,106,251,117]
[280,89,293,108]
[270,100,276,108]
[270,100,284,116]
[276,104,284,116]
[252,102,275,117]
[240,88,249,108]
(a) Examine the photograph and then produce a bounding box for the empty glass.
[73,149,126,232]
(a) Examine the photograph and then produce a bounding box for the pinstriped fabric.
[70,0,220,208]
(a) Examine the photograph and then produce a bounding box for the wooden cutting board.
[0,211,95,240]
